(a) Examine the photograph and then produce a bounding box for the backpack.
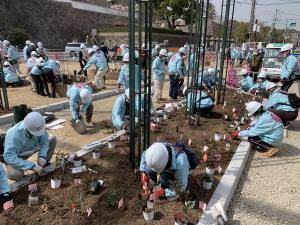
[176,145,200,170]
[288,93,300,109]
[0,133,6,162]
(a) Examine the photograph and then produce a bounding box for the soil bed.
[0,89,252,225]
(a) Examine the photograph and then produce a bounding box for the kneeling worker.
[186,86,214,115]
[67,83,94,127]
[139,141,191,192]
[234,101,284,157]
[0,163,13,207]
[3,112,57,181]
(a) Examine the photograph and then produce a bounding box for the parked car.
[65,42,86,57]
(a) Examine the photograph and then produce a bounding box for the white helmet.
[266,82,277,91]
[92,45,99,52]
[31,51,37,57]
[3,61,11,66]
[37,42,43,48]
[24,112,46,136]
[179,47,187,55]
[207,68,216,76]
[54,60,61,67]
[159,49,168,57]
[3,40,10,46]
[155,44,160,50]
[80,43,86,49]
[280,44,292,53]
[80,89,92,103]
[246,101,262,116]
[125,88,130,99]
[240,68,248,76]
[30,43,35,47]
[145,142,169,173]
[257,71,267,78]
[25,40,31,45]
[123,52,129,62]
[88,48,94,55]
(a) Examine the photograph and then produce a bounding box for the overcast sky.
[210,0,300,31]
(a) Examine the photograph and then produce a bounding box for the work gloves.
[32,162,44,175]
[0,192,12,207]
[37,157,47,167]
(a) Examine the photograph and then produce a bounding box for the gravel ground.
[226,83,300,225]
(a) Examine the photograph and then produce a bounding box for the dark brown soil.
[0,89,252,225]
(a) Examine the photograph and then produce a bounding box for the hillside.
[0,0,127,48]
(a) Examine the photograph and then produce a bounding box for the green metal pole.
[216,0,231,104]
[0,51,9,110]
[222,0,236,104]
[129,0,136,169]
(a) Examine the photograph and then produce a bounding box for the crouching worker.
[3,112,57,181]
[67,83,94,128]
[0,163,13,209]
[264,82,298,124]
[139,141,192,192]
[234,101,284,157]
[238,69,254,92]
[186,86,214,115]
[3,61,22,87]
[249,71,269,96]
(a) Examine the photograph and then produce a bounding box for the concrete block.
[45,102,66,112]
[33,106,46,114]
[0,113,14,125]
[198,141,251,225]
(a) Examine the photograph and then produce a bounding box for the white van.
[261,43,293,79]
[65,42,86,57]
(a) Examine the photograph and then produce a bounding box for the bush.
[2,27,29,47]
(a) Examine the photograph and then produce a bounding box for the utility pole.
[249,0,256,42]
[269,9,279,43]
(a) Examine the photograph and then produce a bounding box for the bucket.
[51,178,62,189]
[214,132,222,141]
[92,151,100,159]
[108,141,116,149]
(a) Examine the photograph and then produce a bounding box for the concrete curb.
[0,89,122,126]
[198,141,252,225]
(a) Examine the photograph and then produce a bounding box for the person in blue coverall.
[234,101,284,157]
[3,61,21,87]
[195,68,218,89]
[117,52,142,92]
[111,89,154,130]
[81,46,107,90]
[0,163,13,208]
[67,83,94,127]
[264,82,298,123]
[41,60,63,98]
[152,49,168,102]
[168,47,187,99]
[139,142,191,191]
[3,112,57,181]
[3,40,21,75]
[23,40,31,62]
[249,71,269,95]
[37,42,48,61]
[30,57,47,96]
[279,44,298,91]
[186,86,214,114]
[238,69,254,92]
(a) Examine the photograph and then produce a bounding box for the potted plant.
[174,212,188,225]
[214,132,222,142]
[205,164,214,179]
[203,175,213,191]
[143,205,155,221]
[183,191,196,210]
[73,155,83,167]
[51,153,68,189]
[107,137,116,149]
[92,149,101,159]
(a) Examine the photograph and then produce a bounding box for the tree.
[153,0,216,30]
[2,27,29,47]
[232,22,249,44]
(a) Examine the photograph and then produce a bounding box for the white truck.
[261,43,293,79]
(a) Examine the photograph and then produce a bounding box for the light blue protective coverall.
[265,89,296,112]
[117,64,142,91]
[3,67,19,83]
[239,75,254,92]
[0,163,10,194]
[152,56,165,81]
[67,84,93,121]
[280,54,298,80]
[139,143,190,191]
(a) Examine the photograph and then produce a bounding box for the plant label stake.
[74,179,81,187]
[218,165,223,174]
[199,201,207,211]
[86,208,92,217]
[28,183,38,192]
[118,197,124,209]
[203,145,208,153]
[188,139,192,146]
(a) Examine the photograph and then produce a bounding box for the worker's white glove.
[37,157,47,167]
[75,119,80,123]
[32,163,44,175]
